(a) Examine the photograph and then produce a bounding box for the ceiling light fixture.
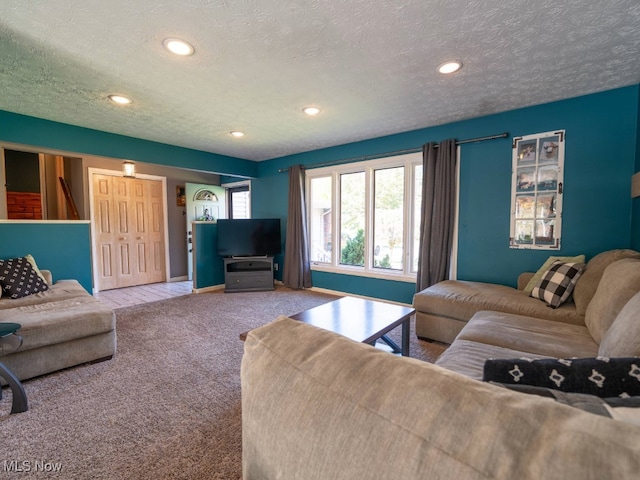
[230,131,245,138]
[438,60,463,74]
[163,38,195,56]
[108,95,132,105]
[303,106,321,116]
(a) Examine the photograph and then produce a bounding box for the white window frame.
[306,152,422,282]
[222,179,251,219]
[509,130,565,250]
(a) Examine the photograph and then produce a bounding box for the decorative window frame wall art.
[510,130,565,249]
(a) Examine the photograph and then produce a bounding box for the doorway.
[89,168,170,292]
[1,148,83,220]
[185,183,226,280]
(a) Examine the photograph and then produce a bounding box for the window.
[413,163,423,272]
[309,176,332,262]
[340,172,365,266]
[307,152,422,281]
[373,167,404,270]
[227,182,251,219]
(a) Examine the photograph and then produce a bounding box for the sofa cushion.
[0,279,87,310]
[530,261,585,308]
[523,254,585,294]
[454,310,598,359]
[0,280,114,351]
[413,280,584,326]
[435,339,553,380]
[0,256,49,299]
[599,290,640,357]
[585,258,640,344]
[492,383,640,423]
[573,249,640,315]
[483,357,640,397]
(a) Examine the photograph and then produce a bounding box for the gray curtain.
[283,165,312,289]
[416,139,457,292]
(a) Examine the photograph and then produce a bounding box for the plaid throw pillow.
[530,260,585,308]
[0,256,49,299]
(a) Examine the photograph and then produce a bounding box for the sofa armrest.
[40,269,53,285]
[517,272,534,290]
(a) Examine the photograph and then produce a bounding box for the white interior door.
[185,183,226,280]
[92,172,167,291]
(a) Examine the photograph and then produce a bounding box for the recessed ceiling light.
[230,131,245,138]
[163,38,195,56]
[108,95,132,105]
[303,106,321,116]
[438,60,463,74]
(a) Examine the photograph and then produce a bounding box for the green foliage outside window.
[375,254,391,268]
[341,229,365,266]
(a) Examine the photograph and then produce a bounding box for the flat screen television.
[217,218,282,257]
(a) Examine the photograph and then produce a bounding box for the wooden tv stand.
[223,257,274,293]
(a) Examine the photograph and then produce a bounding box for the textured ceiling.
[1,0,639,162]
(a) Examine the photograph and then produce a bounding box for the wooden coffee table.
[242,296,414,356]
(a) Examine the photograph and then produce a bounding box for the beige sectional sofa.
[413,249,640,344]
[0,270,116,383]
[241,316,640,479]
[435,257,640,378]
[241,248,640,478]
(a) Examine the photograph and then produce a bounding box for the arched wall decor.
[194,189,218,202]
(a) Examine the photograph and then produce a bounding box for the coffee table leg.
[379,317,411,357]
[0,361,28,414]
[380,335,401,354]
[401,317,410,357]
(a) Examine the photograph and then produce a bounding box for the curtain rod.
[278,132,509,173]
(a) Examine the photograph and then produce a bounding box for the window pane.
[413,164,422,272]
[229,188,250,219]
[309,176,332,262]
[340,172,365,266]
[374,167,404,270]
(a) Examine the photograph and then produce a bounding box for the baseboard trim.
[169,276,189,282]
[193,284,225,294]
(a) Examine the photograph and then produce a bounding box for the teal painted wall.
[4,150,40,192]
[0,110,257,178]
[0,109,257,291]
[632,89,640,251]
[250,173,288,281]
[457,86,638,284]
[2,86,639,299]
[253,85,640,302]
[312,271,416,304]
[193,223,225,289]
[0,222,92,292]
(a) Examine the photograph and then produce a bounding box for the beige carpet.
[0,287,447,479]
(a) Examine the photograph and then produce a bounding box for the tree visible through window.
[340,172,365,266]
[374,167,404,270]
